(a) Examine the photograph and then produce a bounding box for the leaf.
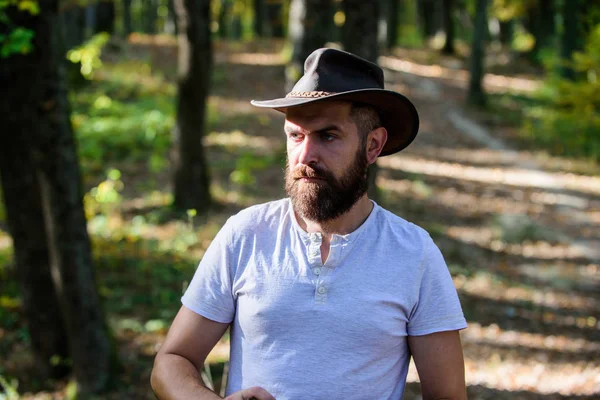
[18,0,39,15]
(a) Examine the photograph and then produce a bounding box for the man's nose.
[297,135,320,165]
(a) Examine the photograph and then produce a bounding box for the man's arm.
[408,330,466,400]
[151,306,275,400]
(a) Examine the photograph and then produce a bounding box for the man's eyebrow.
[314,125,342,134]
[284,124,342,135]
[284,125,299,135]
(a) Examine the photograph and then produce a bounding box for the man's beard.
[285,147,369,223]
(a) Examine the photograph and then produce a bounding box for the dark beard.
[285,148,369,222]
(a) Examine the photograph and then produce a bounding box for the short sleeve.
[407,236,467,336]
[181,219,236,324]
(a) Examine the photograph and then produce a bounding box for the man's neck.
[295,195,374,239]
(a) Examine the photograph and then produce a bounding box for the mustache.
[291,165,331,181]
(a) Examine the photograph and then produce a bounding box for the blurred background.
[0,0,599,399]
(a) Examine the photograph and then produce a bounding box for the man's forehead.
[284,101,352,130]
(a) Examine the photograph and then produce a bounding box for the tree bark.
[84,3,97,38]
[166,0,179,34]
[254,0,265,36]
[218,0,231,38]
[418,0,437,40]
[539,0,555,39]
[173,0,212,212]
[467,0,487,106]
[499,18,513,46]
[123,0,133,36]
[0,136,69,381]
[386,0,399,50]
[342,0,379,63]
[560,0,580,80]
[60,4,85,49]
[0,0,111,394]
[231,7,243,40]
[525,1,554,64]
[143,0,158,34]
[266,0,284,37]
[342,0,380,201]
[287,0,333,91]
[96,0,115,34]
[441,0,455,54]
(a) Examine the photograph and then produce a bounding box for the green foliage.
[491,0,533,21]
[0,375,20,400]
[0,0,39,58]
[229,152,274,187]
[396,0,423,48]
[66,33,110,80]
[71,71,175,175]
[84,169,124,218]
[523,24,600,161]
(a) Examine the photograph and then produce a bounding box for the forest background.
[0,0,599,399]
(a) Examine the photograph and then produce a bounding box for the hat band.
[286,91,335,98]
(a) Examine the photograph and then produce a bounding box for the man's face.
[284,101,369,222]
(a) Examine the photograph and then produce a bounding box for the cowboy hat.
[251,48,419,156]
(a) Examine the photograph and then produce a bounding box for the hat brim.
[251,88,419,157]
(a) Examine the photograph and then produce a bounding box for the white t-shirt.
[182,199,467,399]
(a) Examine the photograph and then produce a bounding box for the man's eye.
[322,133,335,141]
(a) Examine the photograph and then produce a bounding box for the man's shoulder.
[374,204,430,239]
[227,198,291,230]
[371,204,434,257]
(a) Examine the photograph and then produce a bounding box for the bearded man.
[151,48,467,400]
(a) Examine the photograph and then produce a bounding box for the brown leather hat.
[251,48,419,156]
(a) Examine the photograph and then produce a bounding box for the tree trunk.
[441,0,455,54]
[173,0,212,212]
[342,0,380,201]
[0,143,70,381]
[499,18,513,46]
[418,0,436,40]
[123,0,133,36]
[287,0,333,91]
[85,3,98,39]
[342,0,379,63]
[96,0,115,34]
[560,0,579,80]
[266,0,284,37]
[525,3,541,63]
[0,0,112,394]
[525,0,554,64]
[386,0,399,50]
[231,6,243,40]
[254,0,265,36]
[143,0,158,34]
[539,0,555,39]
[165,0,179,34]
[60,4,85,49]
[218,0,231,38]
[467,0,488,106]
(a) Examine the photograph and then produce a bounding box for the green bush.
[72,88,174,175]
[523,25,600,161]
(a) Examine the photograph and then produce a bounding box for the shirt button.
[317,286,326,294]
[313,268,321,276]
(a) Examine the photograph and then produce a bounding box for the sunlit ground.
[380,55,541,93]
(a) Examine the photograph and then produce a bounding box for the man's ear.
[366,127,388,164]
